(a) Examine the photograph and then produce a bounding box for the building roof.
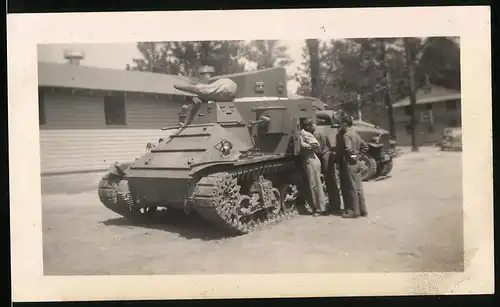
[392,84,461,108]
[37,62,196,97]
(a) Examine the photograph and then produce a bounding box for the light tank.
[97,68,317,235]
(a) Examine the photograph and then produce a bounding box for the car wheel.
[359,153,377,181]
[377,159,394,177]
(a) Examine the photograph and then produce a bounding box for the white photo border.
[7,6,493,302]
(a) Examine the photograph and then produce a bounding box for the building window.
[428,125,434,133]
[404,106,411,115]
[104,95,126,126]
[446,100,458,110]
[426,103,433,110]
[38,90,46,125]
[405,124,412,134]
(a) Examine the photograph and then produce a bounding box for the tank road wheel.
[235,195,254,225]
[280,183,299,214]
[191,162,301,236]
[269,188,281,215]
[359,153,377,181]
[211,174,256,234]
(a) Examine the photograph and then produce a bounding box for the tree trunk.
[379,39,396,139]
[200,41,210,67]
[404,38,419,152]
[306,39,321,98]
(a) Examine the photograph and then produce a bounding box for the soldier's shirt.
[194,78,238,101]
[300,129,320,148]
[336,127,369,158]
[313,130,329,156]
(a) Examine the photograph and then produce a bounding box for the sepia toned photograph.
[38,37,464,275]
[8,6,493,302]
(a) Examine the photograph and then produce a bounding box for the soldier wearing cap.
[336,112,369,218]
[178,104,190,126]
[198,65,215,83]
[174,65,237,103]
[300,118,327,216]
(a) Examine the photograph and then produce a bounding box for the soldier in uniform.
[174,65,237,103]
[300,118,328,216]
[336,113,369,218]
[198,65,215,82]
[313,127,343,215]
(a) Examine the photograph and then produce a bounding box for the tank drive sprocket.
[190,159,302,235]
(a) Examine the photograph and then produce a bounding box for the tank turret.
[211,67,288,99]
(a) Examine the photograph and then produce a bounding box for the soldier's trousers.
[323,155,342,211]
[338,161,367,215]
[303,155,327,213]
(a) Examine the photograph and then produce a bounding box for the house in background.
[38,51,195,194]
[392,84,461,146]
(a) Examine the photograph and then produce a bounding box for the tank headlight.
[214,139,233,156]
[221,140,233,154]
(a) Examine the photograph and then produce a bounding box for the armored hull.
[98,96,316,235]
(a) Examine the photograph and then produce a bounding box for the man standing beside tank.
[313,124,343,216]
[300,118,328,217]
[336,112,369,218]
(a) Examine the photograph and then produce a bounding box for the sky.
[37,40,306,94]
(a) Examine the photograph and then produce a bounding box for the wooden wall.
[39,90,184,175]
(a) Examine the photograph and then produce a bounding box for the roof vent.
[64,50,84,65]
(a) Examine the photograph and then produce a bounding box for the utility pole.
[403,38,420,152]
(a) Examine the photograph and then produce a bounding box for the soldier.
[300,118,328,216]
[198,65,215,82]
[336,113,369,218]
[174,65,237,103]
[313,126,343,215]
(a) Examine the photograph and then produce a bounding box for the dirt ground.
[42,147,464,275]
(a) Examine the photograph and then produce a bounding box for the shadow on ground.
[99,210,231,241]
[99,204,316,240]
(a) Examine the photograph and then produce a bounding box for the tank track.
[97,173,154,223]
[190,159,302,235]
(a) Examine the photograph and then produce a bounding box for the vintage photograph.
[38,37,464,275]
[8,7,493,301]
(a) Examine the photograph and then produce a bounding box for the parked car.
[440,127,462,151]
